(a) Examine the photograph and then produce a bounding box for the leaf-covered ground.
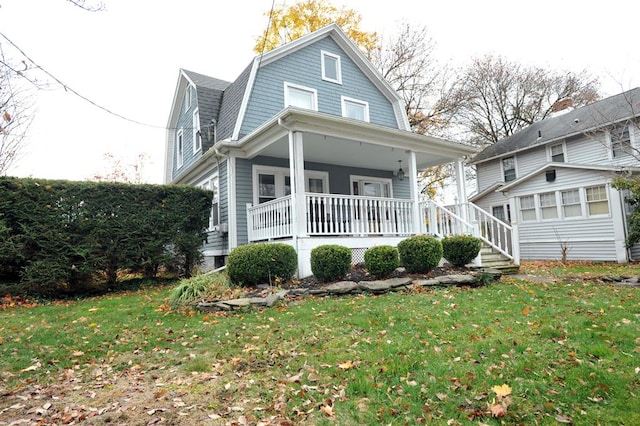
[1,262,639,425]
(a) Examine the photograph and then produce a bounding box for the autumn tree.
[90,152,150,184]
[446,55,601,147]
[254,0,378,54]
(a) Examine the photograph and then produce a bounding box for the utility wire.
[0,31,164,129]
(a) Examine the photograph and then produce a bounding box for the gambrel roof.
[470,87,640,165]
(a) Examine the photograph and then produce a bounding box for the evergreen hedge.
[0,177,212,295]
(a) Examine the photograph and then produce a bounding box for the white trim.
[547,141,567,162]
[349,175,393,198]
[501,156,517,183]
[176,128,184,169]
[251,164,329,205]
[284,82,318,111]
[321,50,342,84]
[232,57,260,141]
[192,108,201,154]
[183,85,192,112]
[197,173,219,231]
[341,96,370,122]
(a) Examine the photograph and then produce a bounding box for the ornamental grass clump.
[310,244,351,282]
[442,235,482,267]
[364,245,399,278]
[397,235,443,273]
[227,243,297,287]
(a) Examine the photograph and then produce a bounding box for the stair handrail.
[464,202,513,260]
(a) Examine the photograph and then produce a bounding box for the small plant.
[169,274,213,306]
[442,235,482,267]
[227,243,297,287]
[397,235,443,273]
[364,245,399,278]
[310,244,351,282]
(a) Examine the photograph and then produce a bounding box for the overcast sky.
[2,0,638,183]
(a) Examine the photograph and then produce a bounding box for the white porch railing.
[306,194,414,236]
[419,200,475,237]
[246,195,293,242]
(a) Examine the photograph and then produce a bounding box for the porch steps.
[479,245,519,274]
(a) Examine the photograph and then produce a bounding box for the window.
[183,85,192,112]
[350,176,392,198]
[176,129,184,168]
[200,176,219,230]
[284,83,318,111]
[539,192,558,219]
[549,143,565,162]
[492,205,511,223]
[561,189,582,218]
[502,157,516,182]
[586,185,609,215]
[253,166,328,205]
[519,195,536,221]
[193,108,201,153]
[341,96,370,122]
[321,51,341,84]
[610,124,631,158]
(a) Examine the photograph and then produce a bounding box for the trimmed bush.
[364,245,399,278]
[442,235,482,267]
[310,245,351,282]
[397,235,443,273]
[227,243,297,287]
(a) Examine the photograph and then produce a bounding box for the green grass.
[1,267,639,425]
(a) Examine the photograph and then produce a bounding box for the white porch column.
[289,130,307,237]
[454,158,468,222]
[408,151,421,234]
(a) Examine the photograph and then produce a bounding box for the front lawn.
[1,263,638,425]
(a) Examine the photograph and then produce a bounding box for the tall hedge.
[0,177,212,294]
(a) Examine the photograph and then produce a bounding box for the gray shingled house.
[164,24,492,277]
[469,88,640,263]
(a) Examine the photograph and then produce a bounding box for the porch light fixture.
[397,160,405,181]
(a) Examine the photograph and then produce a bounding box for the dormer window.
[193,108,201,153]
[183,85,192,112]
[321,51,341,84]
[284,82,318,111]
[341,96,369,122]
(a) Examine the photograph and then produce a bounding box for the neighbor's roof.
[469,87,640,165]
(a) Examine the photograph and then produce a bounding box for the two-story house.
[164,24,480,277]
[469,88,640,263]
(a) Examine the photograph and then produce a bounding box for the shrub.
[310,245,351,282]
[169,272,232,306]
[442,235,482,267]
[397,235,443,273]
[227,243,297,287]
[364,245,399,278]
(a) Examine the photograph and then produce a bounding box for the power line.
[0,31,164,129]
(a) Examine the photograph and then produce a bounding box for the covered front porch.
[217,108,512,276]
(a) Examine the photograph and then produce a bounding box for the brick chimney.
[551,98,574,113]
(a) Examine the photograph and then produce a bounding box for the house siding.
[172,89,199,180]
[201,160,229,254]
[239,37,398,138]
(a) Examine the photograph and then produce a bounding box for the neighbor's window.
[610,124,631,158]
[492,205,511,223]
[502,157,516,182]
[539,192,558,219]
[341,97,369,122]
[586,185,609,215]
[193,108,201,153]
[284,82,318,111]
[321,51,341,84]
[561,189,582,218]
[519,195,536,221]
[176,128,184,168]
[549,143,565,162]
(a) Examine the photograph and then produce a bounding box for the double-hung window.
[561,189,581,218]
[586,185,609,215]
[519,195,536,221]
[341,96,369,122]
[539,192,558,219]
[502,157,516,182]
[193,108,201,153]
[321,51,341,84]
[199,176,219,230]
[284,82,318,111]
[549,143,565,162]
[350,176,392,198]
[610,124,631,158]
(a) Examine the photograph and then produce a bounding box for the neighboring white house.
[469,88,640,263]
[163,24,482,277]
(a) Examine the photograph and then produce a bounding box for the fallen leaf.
[337,360,354,370]
[72,350,85,356]
[320,404,334,417]
[521,306,530,315]
[287,372,302,383]
[490,404,506,418]
[492,383,512,398]
[20,362,41,372]
[555,413,573,424]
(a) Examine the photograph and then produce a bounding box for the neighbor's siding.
[239,36,398,138]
